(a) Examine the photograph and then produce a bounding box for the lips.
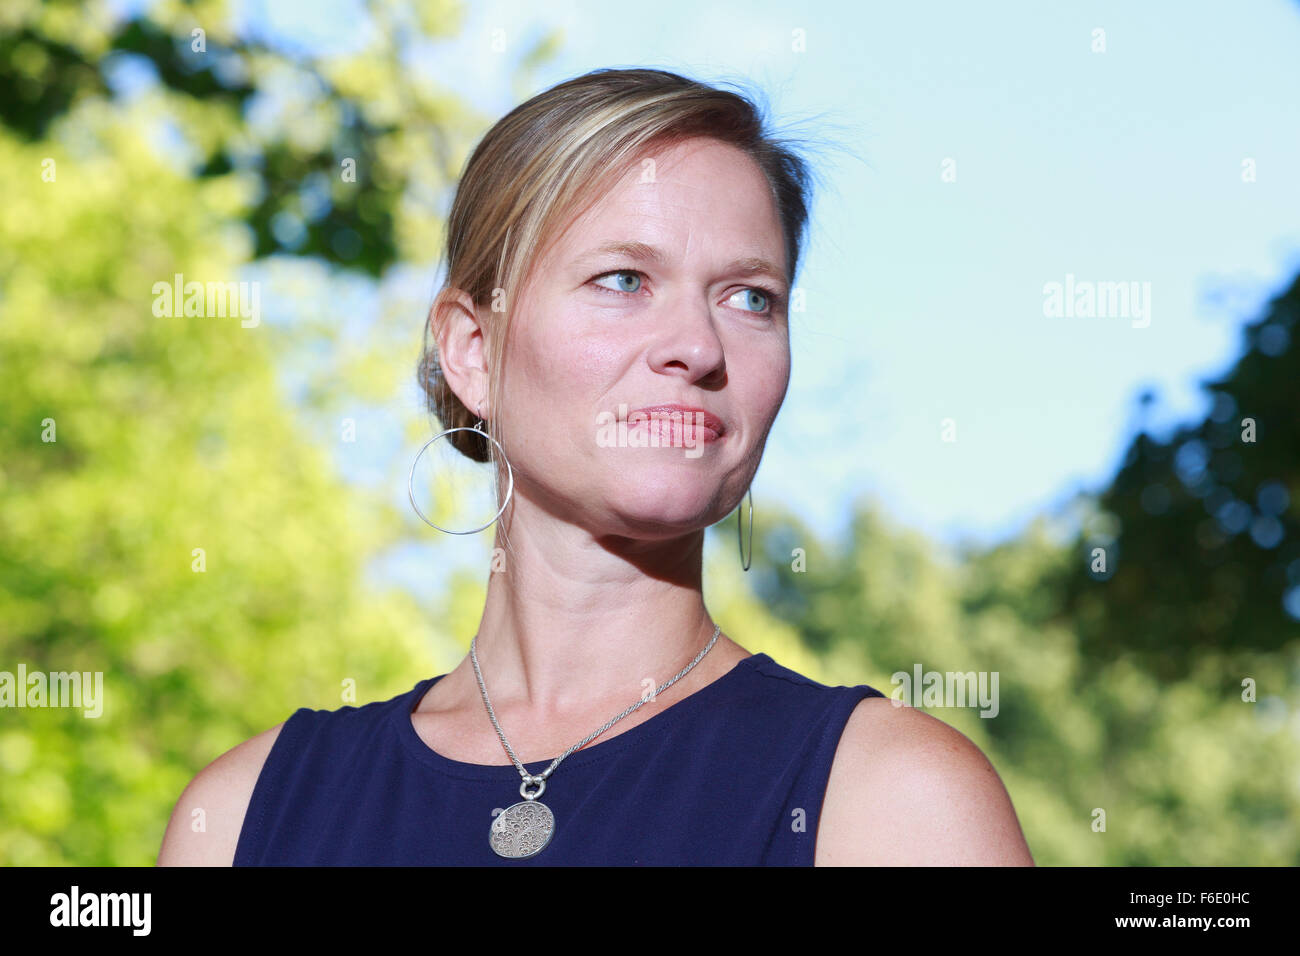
[627,404,725,442]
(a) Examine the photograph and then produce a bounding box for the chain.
[470,622,722,785]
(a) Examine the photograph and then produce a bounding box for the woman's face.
[497,136,791,541]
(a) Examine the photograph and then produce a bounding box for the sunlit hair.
[418,66,818,467]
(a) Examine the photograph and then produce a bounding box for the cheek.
[571,335,629,385]
[536,319,630,395]
[508,309,625,422]
[745,339,791,418]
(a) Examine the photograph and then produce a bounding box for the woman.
[158,67,1034,866]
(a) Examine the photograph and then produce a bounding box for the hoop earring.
[408,419,514,534]
[738,487,753,571]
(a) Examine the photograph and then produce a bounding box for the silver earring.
[408,418,514,534]
[738,487,753,571]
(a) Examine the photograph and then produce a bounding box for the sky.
[164,0,1300,553]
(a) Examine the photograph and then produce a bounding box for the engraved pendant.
[490,799,555,859]
[490,774,554,859]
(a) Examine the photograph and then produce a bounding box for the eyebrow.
[575,240,788,286]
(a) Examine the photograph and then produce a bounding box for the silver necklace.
[470,622,722,859]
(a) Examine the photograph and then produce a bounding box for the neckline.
[393,652,769,781]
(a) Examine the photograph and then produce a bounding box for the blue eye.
[728,288,770,313]
[589,268,781,315]
[591,270,643,294]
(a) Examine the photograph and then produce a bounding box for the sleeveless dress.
[233,652,886,865]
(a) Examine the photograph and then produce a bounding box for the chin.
[594,467,725,534]
[602,511,717,541]
[615,457,720,496]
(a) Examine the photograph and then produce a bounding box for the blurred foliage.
[0,0,495,865]
[0,0,479,277]
[746,497,1298,864]
[1,0,1296,867]
[1057,277,1300,678]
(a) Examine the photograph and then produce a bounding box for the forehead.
[547,137,786,269]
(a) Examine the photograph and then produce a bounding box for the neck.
[467,496,725,716]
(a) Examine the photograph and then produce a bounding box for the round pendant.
[490,800,555,859]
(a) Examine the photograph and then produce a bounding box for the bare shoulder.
[156,720,285,867]
[815,697,1035,866]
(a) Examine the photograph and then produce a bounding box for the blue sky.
[87,0,1299,785]
[209,0,1300,551]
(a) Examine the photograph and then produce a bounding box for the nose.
[645,293,726,386]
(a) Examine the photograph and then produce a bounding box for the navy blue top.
[233,652,886,865]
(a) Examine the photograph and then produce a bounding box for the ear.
[430,289,490,417]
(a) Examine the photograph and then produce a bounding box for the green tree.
[0,0,548,865]
[747,493,1299,864]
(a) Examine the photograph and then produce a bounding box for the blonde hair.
[418,67,817,467]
